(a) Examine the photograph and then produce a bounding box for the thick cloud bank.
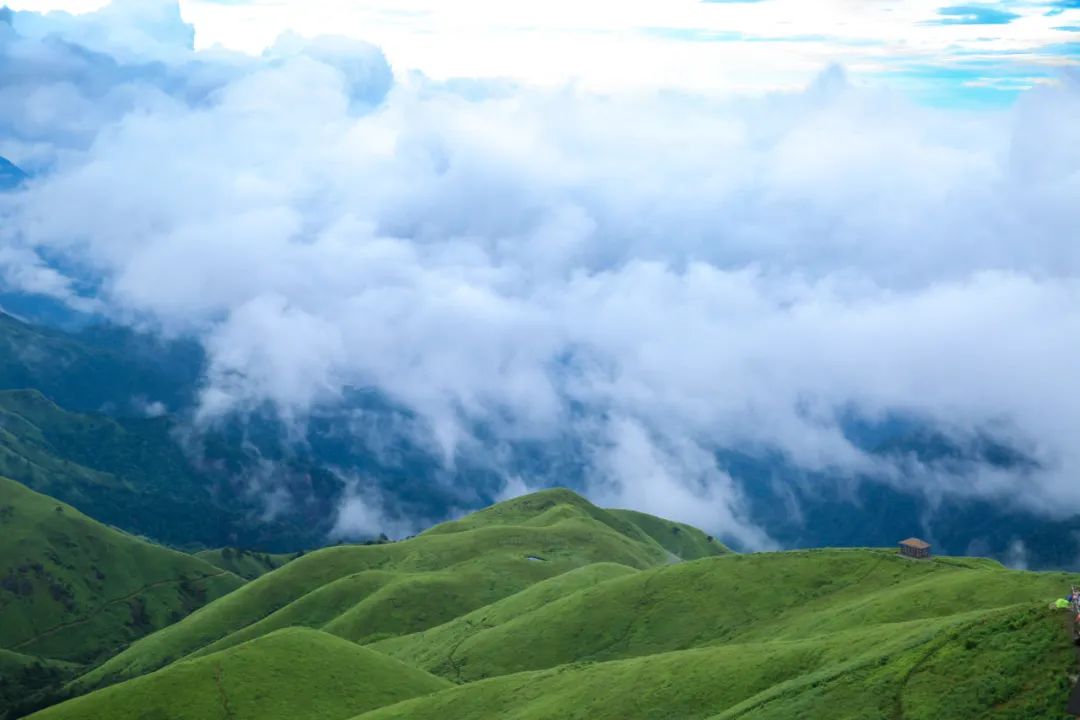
[3,1,1080,548]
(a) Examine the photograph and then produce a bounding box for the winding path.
[8,570,232,654]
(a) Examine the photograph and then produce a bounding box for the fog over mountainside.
[3,1,1080,565]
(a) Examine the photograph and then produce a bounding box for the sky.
[8,0,1080,102]
[1,0,1080,544]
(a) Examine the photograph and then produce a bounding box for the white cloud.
[332,475,419,540]
[4,1,1080,546]
[585,416,777,549]
[11,0,1079,95]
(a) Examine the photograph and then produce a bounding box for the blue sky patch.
[934,5,1022,25]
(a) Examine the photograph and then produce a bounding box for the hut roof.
[899,538,930,550]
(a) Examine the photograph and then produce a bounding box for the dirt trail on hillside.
[9,570,231,654]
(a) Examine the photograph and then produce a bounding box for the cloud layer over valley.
[3,0,1080,551]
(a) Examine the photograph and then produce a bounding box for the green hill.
[17,487,1079,720]
[421,489,653,542]
[348,550,1078,720]
[73,489,670,692]
[27,627,450,720]
[351,604,1072,720]
[193,549,294,580]
[606,507,730,559]
[369,562,639,677]
[0,649,78,719]
[0,476,244,666]
[370,549,1076,683]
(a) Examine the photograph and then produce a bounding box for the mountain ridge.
[8,485,1074,720]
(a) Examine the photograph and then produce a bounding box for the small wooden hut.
[898,537,931,559]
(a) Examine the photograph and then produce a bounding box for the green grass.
[27,627,451,720]
[0,477,244,666]
[73,492,670,692]
[349,621,917,720]
[187,560,620,661]
[350,607,1074,720]
[606,508,730,559]
[0,649,79,719]
[370,562,638,677]
[21,487,1080,720]
[347,563,1078,720]
[193,549,293,580]
[423,489,657,546]
[366,549,1076,684]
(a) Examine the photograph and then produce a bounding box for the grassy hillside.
[352,604,1073,720]
[27,487,1080,720]
[423,489,655,546]
[370,549,1076,683]
[607,507,730,559]
[0,649,78,719]
[193,549,294,580]
[74,490,670,691]
[28,628,450,720]
[349,550,1078,720]
[370,562,638,677]
[0,476,244,666]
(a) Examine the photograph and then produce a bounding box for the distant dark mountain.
[0,293,95,330]
[0,156,26,190]
[0,388,348,551]
[720,434,1080,570]
[0,311,204,416]
[0,310,1078,569]
[0,312,483,550]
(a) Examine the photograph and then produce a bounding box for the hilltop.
[70,488,687,691]
[15,486,1078,720]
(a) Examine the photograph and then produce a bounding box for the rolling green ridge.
[27,628,450,720]
[352,606,1073,720]
[606,507,730,559]
[370,549,1076,684]
[0,477,243,666]
[7,486,1080,719]
[193,549,294,581]
[73,490,670,692]
[368,562,640,677]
